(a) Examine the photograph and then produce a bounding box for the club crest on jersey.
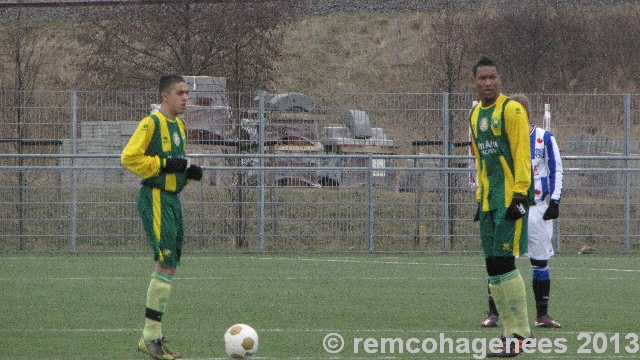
[172,132,181,147]
[479,117,489,132]
[491,117,501,130]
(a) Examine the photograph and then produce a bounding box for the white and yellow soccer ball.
[224,323,259,359]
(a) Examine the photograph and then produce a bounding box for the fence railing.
[1,153,639,254]
[2,91,640,253]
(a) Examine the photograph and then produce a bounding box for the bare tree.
[471,1,602,93]
[77,1,301,93]
[0,9,70,249]
[576,5,640,93]
[0,9,51,100]
[426,8,477,249]
[429,11,474,93]
[76,1,301,249]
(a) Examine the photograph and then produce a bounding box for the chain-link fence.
[1,90,640,253]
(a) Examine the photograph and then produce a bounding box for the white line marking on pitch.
[4,255,640,275]
[3,327,625,337]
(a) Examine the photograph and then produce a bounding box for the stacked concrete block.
[266,92,318,113]
[183,76,228,107]
[182,105,233,142]
[320,109,396,189]
[60,121,139,183]
[344,109,372,139]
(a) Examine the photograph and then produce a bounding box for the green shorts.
[137,186,184,268]
[479,206,528,258]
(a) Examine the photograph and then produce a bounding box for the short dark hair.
[159,74,186,95]
[472,57,498,76]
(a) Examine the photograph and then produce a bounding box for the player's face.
[162,81,189,118]
[472,65,501,106]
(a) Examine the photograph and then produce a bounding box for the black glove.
[474,202,481,222]
[186,164,203,181]
[505,194,527,221]
[163,158,187,173]
[543,199,560,220]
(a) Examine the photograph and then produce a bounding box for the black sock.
[487,282,498,314]
[533,278,551,317]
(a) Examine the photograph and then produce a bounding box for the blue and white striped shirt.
[530,126,563,202]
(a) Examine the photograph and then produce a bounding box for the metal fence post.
[70,90,78,253]
[258,91,266,253]
[624,93,631,254]
[442,92,450,253]
[413,144,421,245]
[367,155,374,252]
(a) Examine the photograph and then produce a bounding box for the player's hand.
[474,202,481,222]
[505,194,527,221]
[543,199,560,220]
[162,158,188,173]
[186,164,203,181]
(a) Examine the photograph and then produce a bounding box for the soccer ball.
[224,323,259,359]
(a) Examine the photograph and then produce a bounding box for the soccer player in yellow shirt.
[122,74,202,360]
[469,57,535,357]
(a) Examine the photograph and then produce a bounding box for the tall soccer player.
[469,57,535,357]
[481,94,564,329]
[122,75,203,360]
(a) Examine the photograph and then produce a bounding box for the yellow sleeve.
[469,106,484,203]
[504,100,532,195]
[470,136,482,202]
[121,117,162,179]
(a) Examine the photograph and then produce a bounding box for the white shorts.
[526,202,555,260]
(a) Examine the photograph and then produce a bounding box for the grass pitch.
[2,253,639,359]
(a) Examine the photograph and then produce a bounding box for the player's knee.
[486,256,516,276]
[530,258,548,268]
[485,257,498,276]
[530,259,550,280]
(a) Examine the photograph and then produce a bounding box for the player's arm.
[470,136,483,202]
[504,101,532,195]
[121,117,161,179]
[545,132,563,201]
[470,137,484,220]
[469,108,484,203]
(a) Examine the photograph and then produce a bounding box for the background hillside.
[273,1,640,94]
[1,0,640,94]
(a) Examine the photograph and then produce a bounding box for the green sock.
[499,269,531,338]
[142,272,172,341]
[142,319,162,342]
[488,275,513,337]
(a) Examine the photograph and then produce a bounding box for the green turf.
[1,253,639,359]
